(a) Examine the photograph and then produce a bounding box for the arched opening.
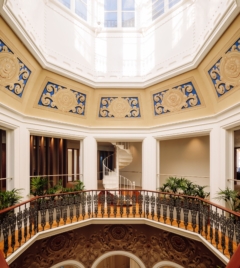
[152,260,184,268]
[91,251,145,268]
[50,260,85,268]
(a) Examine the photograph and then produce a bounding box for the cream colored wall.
[119,142,142,187]
[160,136,210,191]
[0,15,240,128]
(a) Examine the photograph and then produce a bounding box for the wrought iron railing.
[0,190,239,260]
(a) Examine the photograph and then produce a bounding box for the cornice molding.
[1,99,240,138]
[1,0,239,88]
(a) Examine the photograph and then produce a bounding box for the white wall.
[160,136,210,191]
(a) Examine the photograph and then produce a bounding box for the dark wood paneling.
[29,136,78,188]
[35,136,39,175]
[0,130,2,178]
[45,137,50,175]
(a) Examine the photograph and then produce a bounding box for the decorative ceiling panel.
[38,81,86,116]
[99,97,141,118]
[153,81,201,116]
[208,38,240,97]
[0,39,31,98]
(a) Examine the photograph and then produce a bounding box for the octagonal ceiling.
[0,0,239,88]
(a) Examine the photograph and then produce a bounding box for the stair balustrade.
[0,190,240,262]
[102,142,134,190]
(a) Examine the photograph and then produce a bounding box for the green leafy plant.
[61,180,85,193]
[30,176,48,196]
[194,185,210,199]
[0,189,23,223]
[46,180,63,195]
[73,180,85,191]
[0,188,23,210]
[215,187,240,212]
[158,177,209,198]
[161,177,187,194]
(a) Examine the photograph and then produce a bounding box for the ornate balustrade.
[0,190,239,261]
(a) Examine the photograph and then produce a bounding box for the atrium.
[0,0,240,267]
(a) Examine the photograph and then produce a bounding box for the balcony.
[0,190,240,267]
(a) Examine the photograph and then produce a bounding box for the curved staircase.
[102,142,134,190]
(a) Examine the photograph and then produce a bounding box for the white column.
[142,136,157,190]
[156,140,160,190]
[210,125,229,204]
[82,136,97,189]
[6,125,30,200]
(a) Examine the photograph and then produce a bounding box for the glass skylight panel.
[169,0,181,8]
[122,11,135,27]
[58,0,70,9]
[122,0,135,27]
[104,0,117,27]
[75,0,87,21]
[104,0,117,11]
[152,0,164,21]
[122,0,135,11]
[104,12,117,27]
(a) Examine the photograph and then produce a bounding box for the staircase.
[102,142,134,190]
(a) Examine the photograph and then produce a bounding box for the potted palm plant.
[215,187,240,212]
[0,188,23,222]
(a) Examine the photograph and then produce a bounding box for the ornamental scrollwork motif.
[153,82,200,115]
[99,97,140,118]
[208,38,240,97]
[38,82,86,115]
[9,224,225,268]
[0,39,31,97]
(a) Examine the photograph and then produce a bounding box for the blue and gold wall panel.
[208,38,240,97]
[38,82,86,115]
[99,97,141,118]
[0,39,31,98]
[153,81,201,116]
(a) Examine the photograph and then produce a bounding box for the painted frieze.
[0,39,31,97]
[208,38,240,97]
[38,82,86,115]
[99,97,140,118]
[153,81,201,116]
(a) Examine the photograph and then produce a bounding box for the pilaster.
[142,135,157,190]
[82,135,97,189]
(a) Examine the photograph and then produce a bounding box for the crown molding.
[1,0,239,88]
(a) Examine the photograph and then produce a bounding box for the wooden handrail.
[0,189,239,260]
[226,244,240,268]
[1,189,240,216]
[0,251,9,268]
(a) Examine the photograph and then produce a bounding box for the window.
[152,0,181,21]
[58,0,70,8]
[152,0,164,21]
[169,0,181,8]
[75,0,87,21]
[104,0,135,28]
[104,0,117,27]
[122,0,135,27]
[58,0,87,22]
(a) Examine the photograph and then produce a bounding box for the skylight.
[57,0,182,27]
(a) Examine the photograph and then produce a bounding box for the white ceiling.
[0,0,239,88]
